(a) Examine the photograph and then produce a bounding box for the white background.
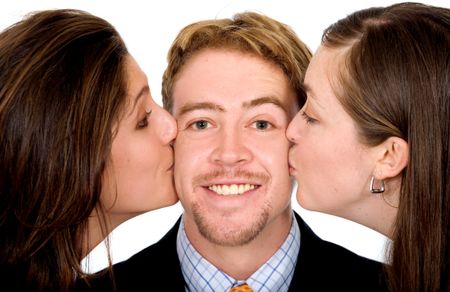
[1,0,447,273]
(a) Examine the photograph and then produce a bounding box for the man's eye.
[252,120,271,130]
[193,120,209,130]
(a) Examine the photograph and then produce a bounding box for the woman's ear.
[374,137,409,180]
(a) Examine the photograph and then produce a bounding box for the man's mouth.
[207,184,258,196]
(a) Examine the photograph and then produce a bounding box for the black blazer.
[78,212,386,291]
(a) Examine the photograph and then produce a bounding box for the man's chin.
[193,207,269,247]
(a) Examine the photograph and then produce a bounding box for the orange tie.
[229,283,253,292]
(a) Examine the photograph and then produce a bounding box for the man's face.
[172,49,298,246]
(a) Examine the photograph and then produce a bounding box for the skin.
[286,46,400,237]
[88,55,178,251]
[172,48,299,279]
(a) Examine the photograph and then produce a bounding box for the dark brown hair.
[322,2,449,291]
[0,9,128,291]
[162,11,312,111]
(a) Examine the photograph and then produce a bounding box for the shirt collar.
[177,213,301,292]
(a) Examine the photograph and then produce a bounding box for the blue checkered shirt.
[176,213,300,292]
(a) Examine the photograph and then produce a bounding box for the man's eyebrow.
[243,96,288,113]
[177,102,225,116]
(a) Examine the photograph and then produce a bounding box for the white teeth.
[208,184,256,196]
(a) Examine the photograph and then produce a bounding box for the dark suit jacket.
[78,212,386,291]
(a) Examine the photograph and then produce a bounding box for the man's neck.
[183,208,293,279]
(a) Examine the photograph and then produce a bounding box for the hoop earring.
[369,176,385,193]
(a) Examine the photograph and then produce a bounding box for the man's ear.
[374,137,409,180]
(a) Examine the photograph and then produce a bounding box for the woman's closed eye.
[301,111,317,124]
[137,109,152,129]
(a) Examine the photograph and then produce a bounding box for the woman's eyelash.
[301,111,317,124]
[137,109,152,128]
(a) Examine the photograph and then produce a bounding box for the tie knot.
[229,283,253,292]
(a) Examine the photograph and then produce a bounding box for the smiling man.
[172,49,297,258]
[80,12,386,292]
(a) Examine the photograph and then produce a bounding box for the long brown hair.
[162,11,312,111]
[0,9,128,291]
[322,2,449,291]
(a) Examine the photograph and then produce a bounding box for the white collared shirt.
[177,213,301,292]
